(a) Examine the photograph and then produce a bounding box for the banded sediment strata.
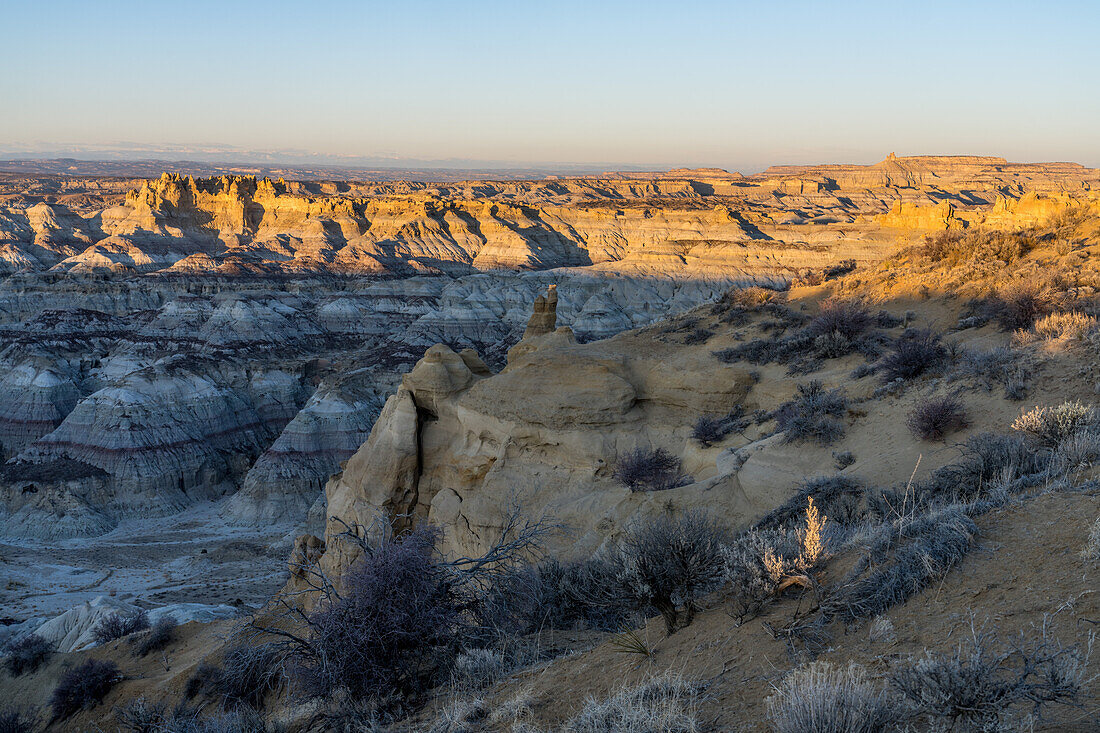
[0,156,1095,541]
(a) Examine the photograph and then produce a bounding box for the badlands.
[2,154,1100,731]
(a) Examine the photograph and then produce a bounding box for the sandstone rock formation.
[310,305,772,582]
[0,159,1094,544]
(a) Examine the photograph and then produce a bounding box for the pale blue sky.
[2,0,1098,171]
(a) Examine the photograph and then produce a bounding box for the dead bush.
[712,285,779,322]
[824,259,857,280]
[921,228,1035,266]
[292,524,461,701]
[681,328,714,345]
[879,329,946,382]
[765,661,896,733]
[691,406,748,447]
[132,615,176,657]
[258,502,557,711]
[907,394,969,441]
[92,609,149,645]
[114,697,167,733]
[427,697,489,733]
[115,700,271,733]
[450,646,521,692]
[613,448,690,492]
[50,658,121,719]
[616,512,730,634]
[868,616,897,645]
[773,381,849,445]
[480,556,634,635]
[716,299,884,372]
[3,633,52,676]
[916,432,1049,508]
[890,625,1089,731]
[833,450,855,470]
[755,475,867,531]
[807,299,873,341]
[950,345,1032,400]
[185,643,284,710]
[1049,430,1100,476]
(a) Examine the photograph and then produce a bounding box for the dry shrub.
[1012,400,1099,448]
[890,625,1089,731]
[723,527,802,623]
[1050,430,1100,476]
[296,524,461,700]
[950,345,1032,400]
[833,450,855,470]
[428,697,489,733]
[921,228,1036,266]
[92,609,149,645]
[879,329,946,382]
[821,507,976,625]
[613,448,689,492]
[711,285,784,323]
[807,299,874,341]
[185,644,284,710]
[716,298,885,371]
[916,432,1048,508]
[755,498,828,587]
[824,259,857,280]
[564,672,699,733]
[906,394,969,441]
[3,633,52,676]
[691,406,748,447]
[0,708,36,733]
[797,497,826,572]
[755,475,867,531]
[487,689,534,728]
[765,661,895,733]
[773,381,849,445]
[1029,311,1097,341]
[617,512,730,634]
[727,497,833,624]
[681,328,714,345]
[1083,516,1100,563]
[868,616,897,645]
[50,658,121,719]
[114,699,270,733]
[973,279,1064,332]
[132,615,176,657]
[450,647,509,691]
[114,697,167,733]
[718,285,782,309]
[479,556,633,634]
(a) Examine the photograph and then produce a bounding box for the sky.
[2,0,1098,172]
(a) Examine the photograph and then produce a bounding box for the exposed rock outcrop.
[311,294,767,583]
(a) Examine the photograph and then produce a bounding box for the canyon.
[0,153,1096,645]
[1,154,1100,731]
